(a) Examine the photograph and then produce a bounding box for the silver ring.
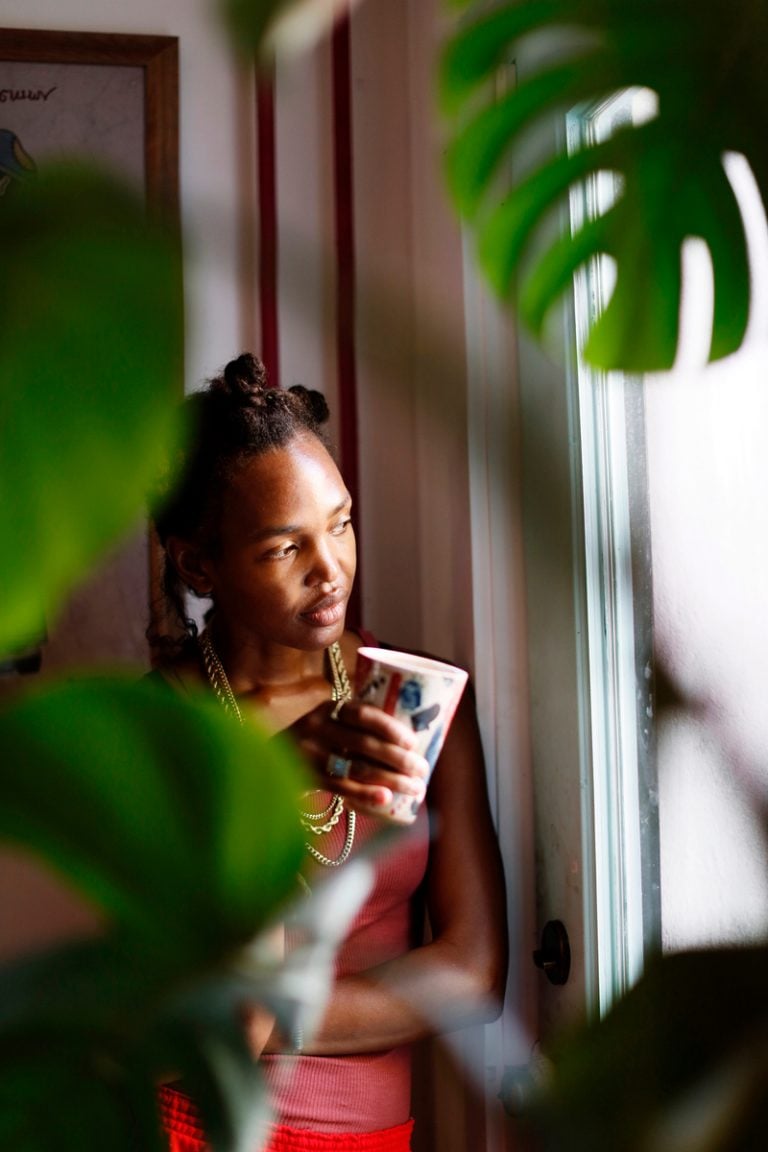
[330,698,346,722]
[326,753,353,779]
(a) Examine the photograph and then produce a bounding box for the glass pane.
[567,89,662,1017]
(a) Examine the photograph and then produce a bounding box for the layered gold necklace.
[199,629,356,867]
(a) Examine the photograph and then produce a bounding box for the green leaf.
[0,673,371,1152]
[440,1,597,114]
[0,858,373,1152]
[0,1044,161,1152]
[227,858,375,1043]
[444,52,619,217]
[0,162,183,656]
[0,939,171,1149]
[0,677,309,952]
[525,946,768,1151]
[217,0,359,60]
[155,997,272,1152]
[440,0,763,372]
[0,938,258,1152]
[216,0,281,55]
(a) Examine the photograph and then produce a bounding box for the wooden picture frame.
[0,28,178,222]
[0,29,180,674]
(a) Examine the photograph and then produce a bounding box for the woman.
[153,353,507,1152]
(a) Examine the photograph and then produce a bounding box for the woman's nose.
[307,543,341,589]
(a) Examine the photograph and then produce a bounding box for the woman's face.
[201,432,356,652]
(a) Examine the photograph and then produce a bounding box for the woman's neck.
[205,619,329,697]
[204,624,343,734]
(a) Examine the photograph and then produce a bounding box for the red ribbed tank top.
[261,802,430,1133]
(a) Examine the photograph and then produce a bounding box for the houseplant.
[2,0,767,1149]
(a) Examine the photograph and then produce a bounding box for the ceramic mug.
[354,646,469,823]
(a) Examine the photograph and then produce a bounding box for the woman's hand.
[287,699,430,813]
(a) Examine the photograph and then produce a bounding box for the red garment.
[160,1085,414,1151]
[262,806,428,1132]
[265,1122,414,1152]
[161,809,429,1144]
[161,627,429,1144]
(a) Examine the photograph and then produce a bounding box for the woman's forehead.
[224,436,349,523]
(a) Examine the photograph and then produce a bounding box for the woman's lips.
[301,596,346,628]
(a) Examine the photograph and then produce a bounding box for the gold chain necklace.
[198,630,356,868]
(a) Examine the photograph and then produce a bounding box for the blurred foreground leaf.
[0,934,267,1152]
[440,0,762,372]
[0,858,374,1151]
[0,162,183,656]
[0,676,308,951]
[0,675,327,1150]
[217,0,362,60]
[164,859,374,1151]
[526,946,768,1151]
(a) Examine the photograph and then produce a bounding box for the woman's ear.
[166,536,214,597]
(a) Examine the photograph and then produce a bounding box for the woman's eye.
[264,543,297,560]
[331,517,352,536]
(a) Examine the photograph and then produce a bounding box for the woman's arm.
[255,681,508,1055]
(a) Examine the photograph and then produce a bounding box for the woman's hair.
[150,352,331,646]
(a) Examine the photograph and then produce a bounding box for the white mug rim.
[356,646,468,683]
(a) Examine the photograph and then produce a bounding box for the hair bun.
[217,352,268,401]
[288,384,330,426]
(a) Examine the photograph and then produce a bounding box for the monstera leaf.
[0,162,183,657]
[440,0,768,371]
[0,676,374,1151]
[0,677,308,949]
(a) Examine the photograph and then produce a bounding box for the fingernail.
[408,754,430,779]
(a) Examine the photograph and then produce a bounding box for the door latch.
[533,919,571,985]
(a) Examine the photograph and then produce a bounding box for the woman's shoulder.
[144,640,203,697]
[143,663,188,694]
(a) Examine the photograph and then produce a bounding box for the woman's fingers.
[321,736,428,790]
[329,699,417,748]
[291,699,430,810]
[297,702,428,778]
[328,702,428,774]
[325,750,427,794]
